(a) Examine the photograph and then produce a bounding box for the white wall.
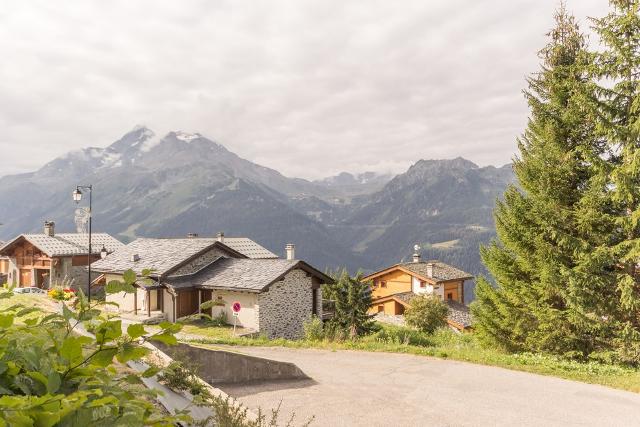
[411,275,444,299]
[163,289,175,322]
[212,291,258,330]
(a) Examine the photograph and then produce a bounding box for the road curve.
[219,346,640,427]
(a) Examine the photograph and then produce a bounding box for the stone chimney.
[285,244,296,260]
[187,233,199,238]
[44,221,55,237]
[131,254,140,262]
[426,262,435,278]
[216,232,225,243]
[412,244,421,263]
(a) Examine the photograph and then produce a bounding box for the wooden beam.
[134,290,138,315]
[147,289,151,318]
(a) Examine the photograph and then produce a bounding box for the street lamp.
[73,185,93,302]
[100,245,108,260]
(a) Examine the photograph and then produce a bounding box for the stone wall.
[170,247,231,276]
[257,269,314,339]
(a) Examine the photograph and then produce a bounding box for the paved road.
[219,347,640,427]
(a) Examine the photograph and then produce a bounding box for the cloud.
[0,0,609,179]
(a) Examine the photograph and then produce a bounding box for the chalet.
[362,247,474,331]
[91,233,332,339]
[0,222,123,289]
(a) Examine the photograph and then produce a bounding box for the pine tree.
[589,0,640,364]
[472,5,603,356]
[326,270,375,339]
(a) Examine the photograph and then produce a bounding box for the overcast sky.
[0,0,610,180]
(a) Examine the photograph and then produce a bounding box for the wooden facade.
[11,240,52,288]
[366,267,465,316]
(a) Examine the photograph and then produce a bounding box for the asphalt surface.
[219,347,640,427]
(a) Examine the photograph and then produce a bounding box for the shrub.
[303,315,325,341]
[404,295,449,334]
[0,273,188,426]
[157,360,208,396]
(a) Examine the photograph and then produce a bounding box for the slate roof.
[446,300,472,328]
[91,238,227,276]
[166,258,303,292]
[0,233,123,257]
[364,260,473,283]
[91,236,278,277]
[220,238,278,259]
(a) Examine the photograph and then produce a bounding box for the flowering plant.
[47,287,75,301]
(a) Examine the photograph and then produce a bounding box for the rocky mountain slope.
[0,127,514,293]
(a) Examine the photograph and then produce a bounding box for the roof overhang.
[362,264,472,285]
[0,235,58,258]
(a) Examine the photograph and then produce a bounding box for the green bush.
[303,315,325,341]
[367,324,435,347]
[404,295,449,334]
[157,360,208,397]
[0,273,189,426]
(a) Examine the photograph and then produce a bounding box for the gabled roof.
[165,258,334,292]
[0,233,124,257]
[363,260,473,284]
[91,238,245,276]
[220,238,278,259]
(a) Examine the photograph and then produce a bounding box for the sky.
[0,0,610,180]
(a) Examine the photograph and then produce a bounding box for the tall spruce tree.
[589,0,640,364]
[472,5,604,356]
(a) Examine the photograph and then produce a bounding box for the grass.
[177,321,640,393]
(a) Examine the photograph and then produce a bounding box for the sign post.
[232,301,241,335]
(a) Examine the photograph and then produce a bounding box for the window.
[420,281,427,288]
[380,281,387,288]
[377,305,384,313]
[447,292,453,300]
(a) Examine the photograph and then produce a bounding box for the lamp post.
[73,185,93,302]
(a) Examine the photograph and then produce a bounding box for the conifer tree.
[472,5,602,356]
[589,0,640,364]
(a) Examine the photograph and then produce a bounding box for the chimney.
[187,233,199,238]
[412,244,421,263]
[216,232,225,243]
[131,254,140,262]
[285,243,296,260]
[44,221,55,237]
[426,262,435,278]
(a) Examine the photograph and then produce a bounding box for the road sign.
[232,301,241,313]
[232,311,239,317]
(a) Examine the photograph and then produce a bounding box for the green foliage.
[404,295,449,334]
[157,361,208,397]
[303,316,325,341]
[473,1,640,365]
[323,270,375,339]
[0,270,187,426]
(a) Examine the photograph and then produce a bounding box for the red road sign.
[232,301,241,313]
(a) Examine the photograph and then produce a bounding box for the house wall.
[163,289,175,322]
[257,269,314,339]
[210,291,259,330]
[443,281,463,303]
[369,299,404,315]
[370,270,412,299]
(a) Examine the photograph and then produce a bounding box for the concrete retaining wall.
[155,342,309,385]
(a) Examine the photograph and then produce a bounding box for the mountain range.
[0,127,514,301]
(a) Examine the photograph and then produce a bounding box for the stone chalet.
[91,233,333,339]
[0,222,123,289]
[363,249,474,331]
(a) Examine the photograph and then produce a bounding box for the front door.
[19,269,32,287]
